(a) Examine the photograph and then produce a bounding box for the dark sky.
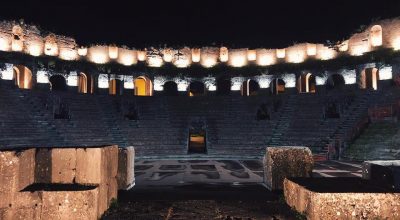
[1,0,399,48]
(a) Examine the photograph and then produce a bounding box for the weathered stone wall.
[263,147,314,190]
[284,178,400,220]
[0,145,134,220]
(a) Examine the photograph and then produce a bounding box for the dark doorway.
[270,79,285,95]
[241,79,259,96]
[49,75,67,91]
[189,81,205,96]
[164,81,178,96]
[216,78,231,95]
[188,131,206,154]
[327,74,345,90]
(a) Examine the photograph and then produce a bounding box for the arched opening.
[216,78,231,95]
[270,79,286,95]
[13,65,33,89]
[326,74,345,90]
[78,72,93,94]
[241,79,259,96]
[109,79,123,95]
[189,81,205,96]
[163,81,178,96]
[297,73,316,93]
[134,76,153,96]
[370,25,383,47]
[360,68,379,90]
[49,75,67,91]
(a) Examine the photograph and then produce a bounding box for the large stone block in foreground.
[284,178,400,220]
[117,147,135,190]
[263,146,313,190]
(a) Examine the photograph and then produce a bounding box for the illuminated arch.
[134,76,153,96]
[163,81,178,96]
[109,79,123,95]
[326,74,345,90]
[13,65,33,89]
[297,73,316,93]
[49,75,67,91]
[216,78,231,95]
[370,25,383,47]
[78,72,93,94]
[189,81,205,96]
[241,79,259,96]
[360,68,379,90]
[270,79,286,95]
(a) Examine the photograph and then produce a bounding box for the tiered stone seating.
[1,84,400,160]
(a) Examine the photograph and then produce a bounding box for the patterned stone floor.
[134,160,363,186]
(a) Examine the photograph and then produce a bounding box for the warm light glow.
[317,45,336,60]
[192,48,201,62]
[247,50,256,61]
[306,44,317,56]
[393,37,400,50]
[350,43,369,56]
[0,35,11,51]
[173,47,192,68]
[370,25,383,47]
[12,40,23,52]
[78,47,87,56]
[201,47,219,68]
[228,49,248,67]
[276,49,286,58]
[256,49,276,66]
[11,25,24,52]
[117,48,137,66]
[287,50,305,63]
[147,54,163,67]
[108,46,119,59]
[137,50,147,61]
[339,40,349,52]
[162,48,174,62]
[27,43,43,56]
[219,47,229,62]
[134,76,153,96]
[59,48,78,61]
[88,46,110,64]
[44,35,59,56]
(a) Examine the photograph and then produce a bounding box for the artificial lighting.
[108,46,119,59]
[229,49,248,67]
[137,50,147,61]
[78,47,87,56]
[306,44,317,56]
[247,50,257,61]
[276,49,286,58]
[192,48,201,62]
[219,47,229,62]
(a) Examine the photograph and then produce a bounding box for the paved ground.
[135,159,363,186]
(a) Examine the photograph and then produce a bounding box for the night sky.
[1,0,399,48]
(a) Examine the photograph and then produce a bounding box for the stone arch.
[297,73,316,93]
[13,65,33,89]
[163,81,178,96]
[49,75,67,91]
[270,79,286,95]
[78,72,93,94]
[134,76,153,96]
[241,79,259,96]
[216,78,231,95]
[360,68,379,90]
[189,81,205,96]
[370,25,383,47]
[326,74,345,90]
[109,79,123,95]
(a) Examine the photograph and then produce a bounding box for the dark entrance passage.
[216,78,231,95]
[188,131,206,154]
[163,81,178,96]
[49,75,67,91]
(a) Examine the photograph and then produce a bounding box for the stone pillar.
[263,146,314,190]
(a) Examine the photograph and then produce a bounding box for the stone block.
[0,191,42,220]
[284,178,400,220]
[40,187,99,220]
[76,148,102,185]
[117,147,135,190]
[103,145,119,179]
[97,177,118,218]
[362,160,400,190]
[51,148,77,184]
[263,147,313,190]
[0,149,35,195]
